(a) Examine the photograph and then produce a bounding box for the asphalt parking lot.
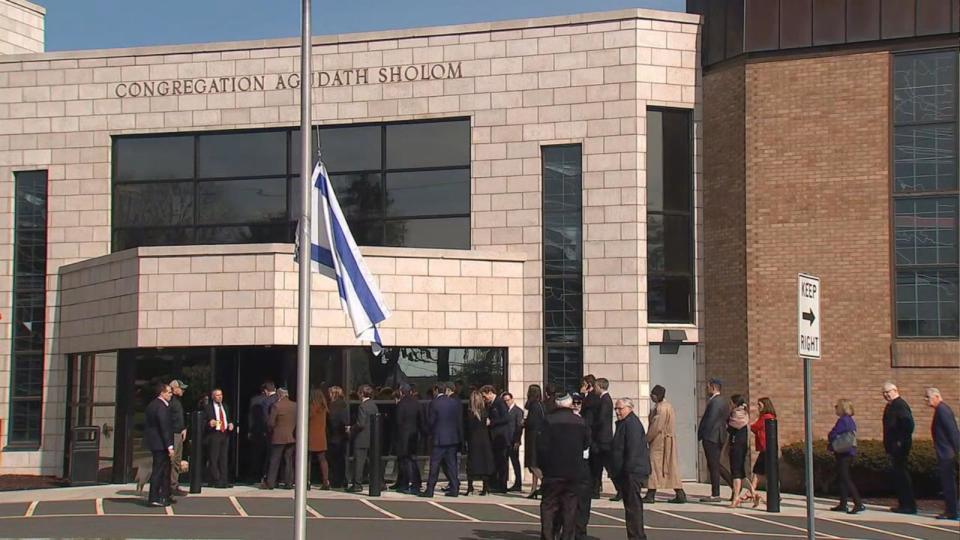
[0,495,957,540]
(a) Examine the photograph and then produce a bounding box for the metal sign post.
[798,273,821,540]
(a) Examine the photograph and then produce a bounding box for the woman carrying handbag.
[827,398,865,514]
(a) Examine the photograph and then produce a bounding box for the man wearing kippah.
[538,393,591,540]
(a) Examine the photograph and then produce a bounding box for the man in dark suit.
[537,393,591,540]
[926,387,960,520]
[265,388,296,489]
[348,384,379,493]
[421,382,462,498]
[482,385,511,493]
[881,382,916,514]
[394,383,422,494]
[247,381,278,484]
[591,378,615,499]
[697,378,727,502]
[505,392,525,492]
[144,383,175,507]
[611,397,651,540]
[204,388,235,488]
[580,375,598,431]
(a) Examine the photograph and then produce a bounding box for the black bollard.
[190,411,204,494]
[765,418,780,513]
[368,413,382,497]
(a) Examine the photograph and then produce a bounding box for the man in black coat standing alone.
[144,383,175,507]
[538,393,591,540]
[881,382,916,514]
[611,397,651,540]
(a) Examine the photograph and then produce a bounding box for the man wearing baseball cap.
[168,379,189,496]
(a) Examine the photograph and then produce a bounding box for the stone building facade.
[0,5,702,478]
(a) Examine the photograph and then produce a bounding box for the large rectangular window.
[646,108,695,323]
[542,145,583,392]
[893,50,959,338]
[111,118,470,251]
[7,170,48,448]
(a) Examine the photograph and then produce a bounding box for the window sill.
[2,444,41,452]
[891,340,960,368]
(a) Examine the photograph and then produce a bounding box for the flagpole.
[294,0,312,539]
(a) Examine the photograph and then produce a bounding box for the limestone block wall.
[0,0,43,55]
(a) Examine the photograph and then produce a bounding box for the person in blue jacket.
[827,398,864,514]
[925,387,960,521]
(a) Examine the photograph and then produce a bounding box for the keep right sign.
[798,273,821,359]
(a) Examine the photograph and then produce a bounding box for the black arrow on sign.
[802,309,816,325]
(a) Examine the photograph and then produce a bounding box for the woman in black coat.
[326,386,351,489]
[465,390,495,495]
[524,384,546,499]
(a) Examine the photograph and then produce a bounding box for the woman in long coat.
[644,385,687,503]
[465,390,495,495]
[308,387,330,489]
[523,384,546,499]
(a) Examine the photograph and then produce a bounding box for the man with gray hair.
[926,387,960,520]
[611,397,651,539]
[881,381,915,514]
[538,393,591,540]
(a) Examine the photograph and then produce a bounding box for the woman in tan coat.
[308,387,330,489]
[643,385,687,503]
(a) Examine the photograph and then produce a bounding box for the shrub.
[780,439,947,497]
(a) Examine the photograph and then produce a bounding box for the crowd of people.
[142,373,960,532]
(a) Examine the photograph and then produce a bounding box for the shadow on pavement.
[460,528,540,540]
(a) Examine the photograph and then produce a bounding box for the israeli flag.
[304,160,391,344]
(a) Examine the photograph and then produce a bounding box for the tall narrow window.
[647,108,695,323]
[893,50,959,338]
[542,145,583,391]
[8,170,48,447]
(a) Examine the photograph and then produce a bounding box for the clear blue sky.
[35,0,685,52]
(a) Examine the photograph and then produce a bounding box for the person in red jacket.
[748,397,776,508]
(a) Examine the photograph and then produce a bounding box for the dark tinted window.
[197,131,286,178]
[113,119,470,252]
[646,108,695,323]
[893,49,960,338]
[386,170,470,218]
[197,179,287,224]
[386,120,471,168]
[114,135,194,181]
[9,170,48,447]
[542,145,583,392]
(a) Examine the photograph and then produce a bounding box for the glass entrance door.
[65,352,119,483]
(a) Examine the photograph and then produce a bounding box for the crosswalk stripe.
[164,505,174,516]
[228,496,248,517]
[24,501,38,517]
[734,512,841,539]
[95,498,104,516]
[820,516,921,540]
[649,507,741,533]
[497,504,540,520]
[359,499,401,520]
[428,501,479,522]
[305,504,324,519]
[590,509,625,523]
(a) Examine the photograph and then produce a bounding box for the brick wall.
[742,51,959,442]
[702,63,748,400]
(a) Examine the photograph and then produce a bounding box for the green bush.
[781,439,948,497]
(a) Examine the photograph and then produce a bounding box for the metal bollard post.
[190,411,204,494]
[368,413,382,497]
[765,418,780,513]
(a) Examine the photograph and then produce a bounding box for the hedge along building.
[0,1,703,481]
[690,0,959,445]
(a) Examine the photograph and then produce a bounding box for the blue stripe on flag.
[310,242,334,268]
[316,174,387,326]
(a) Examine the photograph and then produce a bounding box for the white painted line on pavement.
[305,505,324,519]
[733,512,841,539]
[228,496,248,517]
[498,504,540,520]
[164,505,174,516]
[24,501,38,517]
[909,521,960,534]
[820,516,920,540]
[649,507,741,533]
[360,499,401,520]
[429,501,479,522]
[95,498,104,516]
[590,509,625,523]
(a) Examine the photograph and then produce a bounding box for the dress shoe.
[507,484,522,492]
[418,492,434,498]
[935,513,959,520]
[667,490,687,504]
[346,484,363,493]
[890,506,917,514]
[527,489,540,500]
[148,500,165,507]
[642,492,656,504]
[444,491,459,497]
[699,496,722,503]
[829,504,847,512]
[847,504,866,515]
[609,494,622,502]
